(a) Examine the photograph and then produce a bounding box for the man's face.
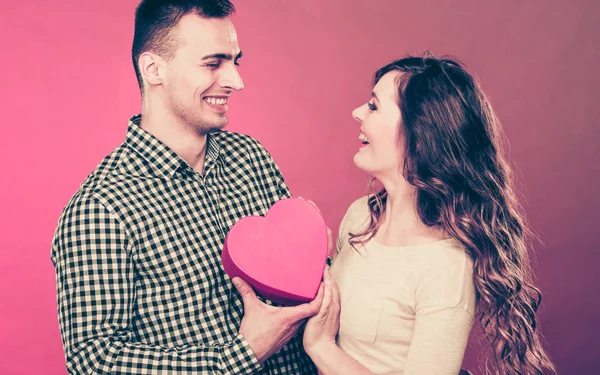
[161,14,244,134]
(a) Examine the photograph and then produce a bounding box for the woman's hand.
[303,269,341,355]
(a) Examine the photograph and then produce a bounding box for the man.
[51,1,322,373]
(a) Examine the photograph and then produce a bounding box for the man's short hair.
[131,0,236,92]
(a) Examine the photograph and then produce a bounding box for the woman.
[303,55,556,375]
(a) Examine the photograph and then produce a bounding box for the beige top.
[330,197,476,375]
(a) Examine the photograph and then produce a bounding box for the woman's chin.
[353,155,396,181]
[353,153,372,173]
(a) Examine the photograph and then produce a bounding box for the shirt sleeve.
[51,196,262,375]
[334,205,352,258]
[265,151,291,200]
[403,252,476,375]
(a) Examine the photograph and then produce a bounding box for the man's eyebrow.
[201,51,243,61]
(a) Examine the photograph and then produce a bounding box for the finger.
[306,199,321,213]
[323,268,333,283]
[330,279,341,313]
[288,283,324,321]
[326,227,333,251]
[310,282,326,311]
[316,282,333,319]
[232,277,258,307]
[322,270,340,310]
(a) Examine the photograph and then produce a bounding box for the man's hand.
[233,277,325,365]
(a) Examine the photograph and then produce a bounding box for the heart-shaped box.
[222,198,328,305]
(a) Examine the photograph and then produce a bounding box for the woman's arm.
[403,305,474,375]
[306,341,375,375]
[303,270,375,375]
[403,251,476,375]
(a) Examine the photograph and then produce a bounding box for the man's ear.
[138,52,165,88]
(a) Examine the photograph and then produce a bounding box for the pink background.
[1,0,598,373]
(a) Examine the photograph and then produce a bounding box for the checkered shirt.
[51,115,317,375]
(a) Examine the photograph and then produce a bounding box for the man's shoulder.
[53,143,145,245]
[80,144,130,186]
[61,144,131,213]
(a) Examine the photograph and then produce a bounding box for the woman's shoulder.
[421,239,474,274]
[344,195,371,224]
[334,196,371,253]
[337,195,372,237]
[414,239,476,309]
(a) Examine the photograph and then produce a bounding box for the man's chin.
[208,119,228,132]
[193,117,228,135]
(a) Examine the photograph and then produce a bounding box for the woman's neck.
[375,178,447,247]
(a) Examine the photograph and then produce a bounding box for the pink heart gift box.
[222,198,328,305]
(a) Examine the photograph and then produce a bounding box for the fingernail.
[232,278,240,288]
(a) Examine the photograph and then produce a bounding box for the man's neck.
[140,99,208,174]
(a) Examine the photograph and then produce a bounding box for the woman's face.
[352,71,404,179]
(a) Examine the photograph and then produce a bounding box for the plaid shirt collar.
[124,114,221,179]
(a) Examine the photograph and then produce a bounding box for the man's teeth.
[205,97,227,105]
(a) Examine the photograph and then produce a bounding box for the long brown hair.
[350,54,556,375]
